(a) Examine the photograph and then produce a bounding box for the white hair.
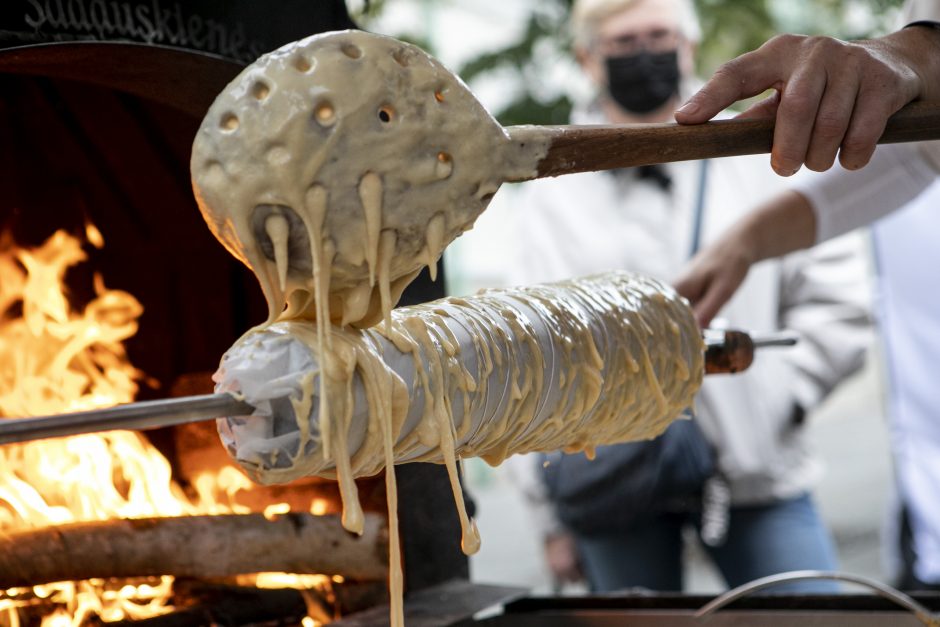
[571,0,702,49]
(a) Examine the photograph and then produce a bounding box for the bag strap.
[688,159,710,258]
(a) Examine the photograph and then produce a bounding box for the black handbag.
[541,418,716,536]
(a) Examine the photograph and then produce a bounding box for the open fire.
[0,226,336,626]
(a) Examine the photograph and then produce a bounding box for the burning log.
[0,512,388,588]
[116,587,310,627]
[109,579,390,627]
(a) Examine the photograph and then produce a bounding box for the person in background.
[673,0,940,592]
[508,0,873,593]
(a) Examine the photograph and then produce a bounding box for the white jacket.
[794,0,940,242]
[506,106,873,533]
[784,0,940,584]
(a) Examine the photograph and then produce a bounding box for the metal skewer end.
[0,393,256,446]
[749,330,800,348]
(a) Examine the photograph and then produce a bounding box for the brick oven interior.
[0,40,479,625]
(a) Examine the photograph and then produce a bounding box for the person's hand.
[673,229,755,329]
[543,532,584,584]
[675,27,940,176]
[675,190,816,327]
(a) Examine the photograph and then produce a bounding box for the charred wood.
[0,513,388,588]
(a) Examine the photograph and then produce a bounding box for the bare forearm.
[736,190,817,264]
[674,190,816,327]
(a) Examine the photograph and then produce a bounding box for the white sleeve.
[903,0,940,22]
[901,0,940,171]
[792,142,940,244]
[777,232,873,412]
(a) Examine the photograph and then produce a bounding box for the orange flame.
[0,228,332,626]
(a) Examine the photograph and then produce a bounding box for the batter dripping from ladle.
[192,29,549,330]
[191,31,552,626]
[192,29,699,627]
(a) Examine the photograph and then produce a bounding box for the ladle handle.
[507,101,940,180]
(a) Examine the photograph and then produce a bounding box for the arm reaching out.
[675,26,940,176]
[674,191,816,327]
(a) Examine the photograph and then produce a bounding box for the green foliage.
[779,0,906,38]
[456,6,574,126]
[349,0,388,22]
[459,16,553,83]
[365,0,907,125]
[498,93,574,127]
[695,0,777,78]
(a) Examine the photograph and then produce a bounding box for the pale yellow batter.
[193,30,554,625]
[191,29,548,330]
[195,29,702,627]
[215,272,704,627]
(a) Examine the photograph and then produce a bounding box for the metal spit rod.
[0,329,797,447]
[0,394,254,446]
[704,329,799,348]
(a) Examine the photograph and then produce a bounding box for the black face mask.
[605,50,680,114]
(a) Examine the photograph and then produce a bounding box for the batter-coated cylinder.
[214,271,704,484]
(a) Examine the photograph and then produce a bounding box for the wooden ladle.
[514,100,940,180]
[191,29,940,325]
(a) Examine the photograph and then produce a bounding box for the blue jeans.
[575,493,840,594]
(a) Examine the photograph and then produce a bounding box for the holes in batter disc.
[204,161,225,183]
[435,151,454,179]
[252,81,271,100]
[392,48,410,67]
[434,89,445,103]
[220,112,239,131]
[378,105,394,123]
[314,101,337,126]
[341,42,362,59]
[294,56,312,72]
